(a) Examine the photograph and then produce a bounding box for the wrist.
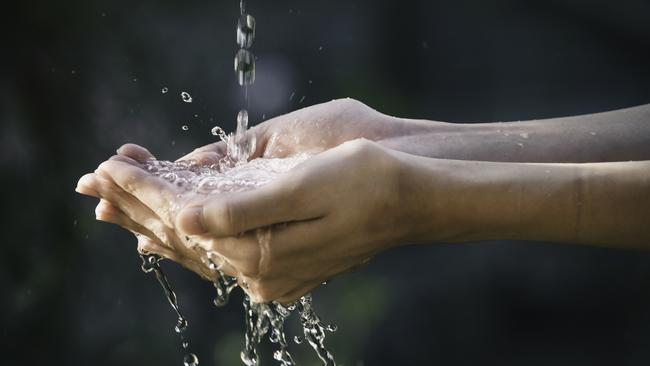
[389,151,501,245]
[378,117,473,159]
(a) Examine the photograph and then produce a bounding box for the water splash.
[136,0,339,363]
[141,155,339,365]
[139,252,199,366]
[181,92,193,103]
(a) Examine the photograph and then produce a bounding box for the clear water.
[237,14,256,49]
[140,152,339,365]
[139,252,199,366]
[137,0,339,364]
[234,49,256,87]
[181,92,193,103]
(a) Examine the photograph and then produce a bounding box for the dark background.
[3,0,650,365]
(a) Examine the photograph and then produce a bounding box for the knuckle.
[341,138,376,156]
[330,97,364,110]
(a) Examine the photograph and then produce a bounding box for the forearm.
[395,152,650,250]
[380,103,650,163]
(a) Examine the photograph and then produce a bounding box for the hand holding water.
[179,98,428,163]
[176,139,406,303]
[77,101,650,304]
[76,145,226,281]
[78,138,408,304]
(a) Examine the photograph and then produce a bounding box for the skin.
[76,98,650,303]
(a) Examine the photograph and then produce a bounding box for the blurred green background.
[3,0,650,365]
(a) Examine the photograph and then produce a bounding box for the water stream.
[135,1,339,364]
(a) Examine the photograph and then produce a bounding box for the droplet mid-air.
[234,49,256,86]
[183,353,199,366]
[181,91,193,103]
[237,14,256,49]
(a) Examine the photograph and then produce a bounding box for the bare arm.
[382,103,650,163]
[397,152,650,250]
[182,99,650,165]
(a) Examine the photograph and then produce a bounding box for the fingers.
[137,235,182,262]
[95,199,123,223]
[176,176,324,237]
[76,173,100,197]
[186,151,222,166]
[116,143,155,162]
[95,199,167,245]
[96,160,180,224]
[109,154,142,167]
[177,141,227,163]
[275,281,322,305]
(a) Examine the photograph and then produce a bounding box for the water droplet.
[237,110,249,135]
[293,336,302,344]
[590,131,597,136]
[234,49,256,86]
[181,92,193,103]
[273,350,283,361]
[519,132,529,139]
[289,92,295,101]
[237,14,256,49]
[162,87,168,94]
[175,317,188,333]
[183,353,199,366]
[182,341,189,349]
[211,126,227,140]
[318,46,323,51]
[298,95,305,104]
[182,125,189,131]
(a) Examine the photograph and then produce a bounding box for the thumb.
[176,178,322,237]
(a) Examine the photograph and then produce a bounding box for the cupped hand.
[76,145,235,281]
[175,139,407,303]
[178,98,422,164]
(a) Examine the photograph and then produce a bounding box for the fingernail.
[177,206,206,235]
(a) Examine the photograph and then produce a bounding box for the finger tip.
[176,206,206,236]
[117,143,155,162]
[76,173,99,196]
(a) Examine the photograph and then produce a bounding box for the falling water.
[139,252,198,366]
[140,150,338,365]
[135,0,338,364]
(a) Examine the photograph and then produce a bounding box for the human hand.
[174,139,407,303]
[76,148,232,282]
[79,139,407,303]
[178,98,427,164]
